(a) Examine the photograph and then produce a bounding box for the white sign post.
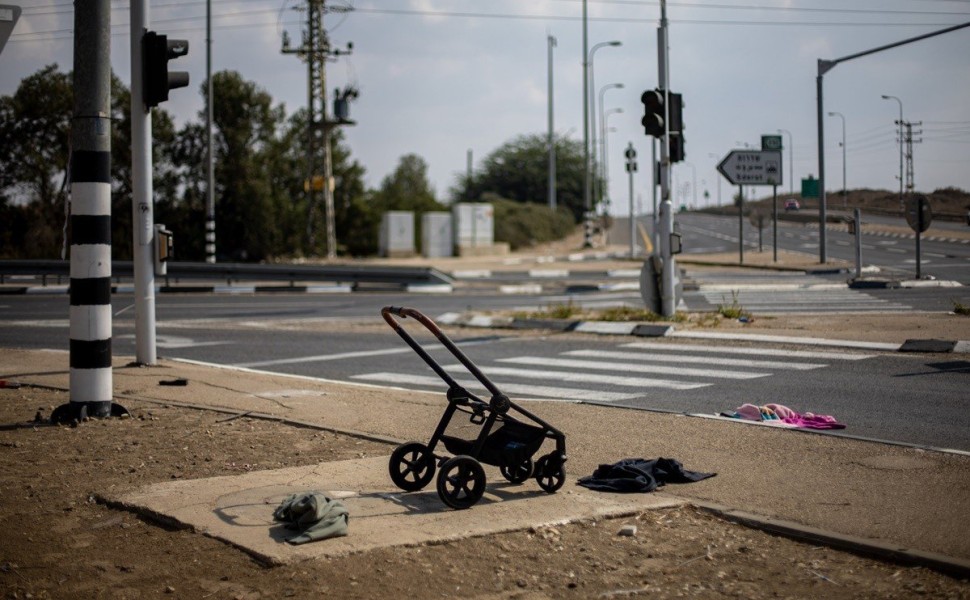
[717,150,783,264]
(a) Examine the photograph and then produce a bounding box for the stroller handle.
[381,306,504,400]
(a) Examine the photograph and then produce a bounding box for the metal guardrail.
[0,260,454,288]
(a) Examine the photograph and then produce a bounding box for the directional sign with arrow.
[0,5,21,56]
[717,149,783,186]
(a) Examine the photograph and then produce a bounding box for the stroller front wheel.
[389,442,436,491]
[436,455,486,509]
[535,454,566,493]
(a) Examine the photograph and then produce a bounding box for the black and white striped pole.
[52,0,127,424]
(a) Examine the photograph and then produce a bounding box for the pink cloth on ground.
[765,403,846,430]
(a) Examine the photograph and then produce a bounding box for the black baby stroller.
[381,306,567,510]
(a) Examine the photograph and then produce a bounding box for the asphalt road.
[616,212,970,285]
[2,293,968,453]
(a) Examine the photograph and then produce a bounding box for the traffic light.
[670,133,685,163]
[142,31,189,108]
[640,89,664,138]
[667,91,685,162]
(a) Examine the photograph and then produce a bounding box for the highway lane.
[671,212,970,284]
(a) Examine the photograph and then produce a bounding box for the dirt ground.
[2,386,968,600]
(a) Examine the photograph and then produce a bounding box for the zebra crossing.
[686,271,912,313]
[350,340,874,404]
[692,285,911,313]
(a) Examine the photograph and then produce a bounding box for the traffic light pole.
[129,0,157,366]
[657,1,676,317]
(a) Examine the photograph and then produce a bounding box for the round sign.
[905,195,932,233]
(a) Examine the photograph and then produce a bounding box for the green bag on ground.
[272,491,349,545]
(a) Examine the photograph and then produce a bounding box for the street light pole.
[777,128,793,199]
[828,111,846,207]
[547,34,557,211]
[584,39,621,246]
[708,152,721,206]
[881,95,904,208]
[603,108,623,214]
[598,83,623,208]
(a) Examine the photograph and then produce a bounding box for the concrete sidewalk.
[5,347,969,574]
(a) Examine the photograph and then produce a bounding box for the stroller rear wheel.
[436,455,486,509]
[389,442,436,491]
[500,458,534,484]
[535,454,566,493]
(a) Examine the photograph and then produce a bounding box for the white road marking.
[498,356,770,380]
[621,341,873,360]
[351,372,637,402]
[438,364,710,390]
[563,349,825,370]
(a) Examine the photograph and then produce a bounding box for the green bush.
[485,195,575,250]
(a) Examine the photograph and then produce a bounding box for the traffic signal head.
[640,89,664,138]
[670,133,685,163]
[143,31,190,108]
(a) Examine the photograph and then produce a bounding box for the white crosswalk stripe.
[620,341,874,360]
[350,372,639,402]
[695,288,910,313]
[350,341,873,403]
[562,349,826,370]
[497,357,769,379]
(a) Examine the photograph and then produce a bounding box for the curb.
[435,313,969,354]
[694,502,970,579]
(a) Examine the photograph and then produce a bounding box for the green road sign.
[761,134,782,151]
[801,176,819,198]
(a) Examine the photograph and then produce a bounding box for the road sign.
[801,176,819,198]
[0,5,22,56]
[761,135,782,151]
[717,150,783,186]
[905,195,932,233]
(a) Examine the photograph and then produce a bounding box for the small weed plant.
[717,290,752,320]
[953,299,970,316]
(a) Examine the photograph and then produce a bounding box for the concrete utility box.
[421,212,453,258]
[379,211,415,258]
[453,202,494,251]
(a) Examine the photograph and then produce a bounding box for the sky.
[3,0,970,218]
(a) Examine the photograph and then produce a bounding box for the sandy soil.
[2,386,967,599]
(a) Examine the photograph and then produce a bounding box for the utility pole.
[903,121,922,193]
[282,0,353,259]
[205,0,215,263]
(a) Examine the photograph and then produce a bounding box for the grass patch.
[954,299,970,316]
[717,290,752,320]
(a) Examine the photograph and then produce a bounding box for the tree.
[0,65,72,257]
[451,133,590,223]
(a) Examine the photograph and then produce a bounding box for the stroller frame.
[382,306,567,509]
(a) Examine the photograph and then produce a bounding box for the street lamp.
[603,107,623,214]
[547,34,557,211]
[682,161,696,208]
[584,39,621,246]
[597,82,623,209]
[881,94,904,208]
[827,112,846,208]
[776,128,793,200]
[708,152,721,206]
